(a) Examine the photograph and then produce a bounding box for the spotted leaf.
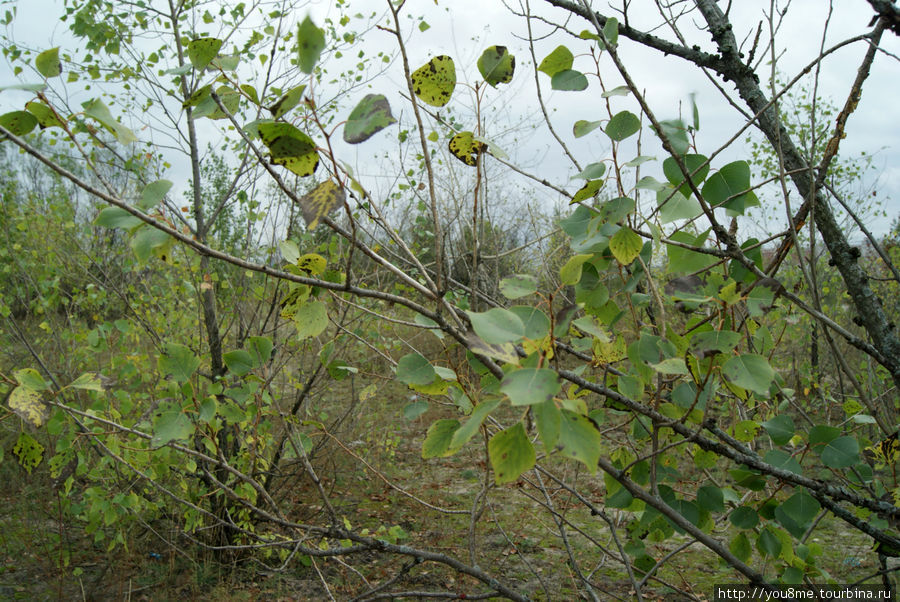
[447,131,485,166]
[343,94,397,143]
[410,55,456,107]
[8,386,49,428]
[477,45,515,87]
[268,85,306,119]
[35,47,62,78]
[0,111,38,136]
[25,102,63,129]
[298,179,345,230]
[257,122,319,177]
[187,37,223,70]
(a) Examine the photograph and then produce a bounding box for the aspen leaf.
[297,179,345,230]
[448,131,485,166]
[410,55,456,107]
[187,37,223,70]
[8,386,49,428]
[343,94,396,143]
[297,16,325,74]
[477,45,515,86]
[35,47,62,78]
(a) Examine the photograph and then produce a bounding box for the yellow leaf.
[298,180,345,230]
[8,386,49,427]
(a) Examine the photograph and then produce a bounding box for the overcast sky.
[2,0,898,237]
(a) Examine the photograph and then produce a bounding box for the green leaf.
[499,274,538,299]
[256,122,319,178]
[151,403,195,446]
[572,315,609,341]
[775,491,820,539]
[572,179,604,203]
[422,419,461,458]
[15,368,49,391]
[654,119,690,155]
[808,425,840,454]
[182,84,212,108]
[533,399,561,451]
[557,410,601,472]
[292,300,328,339]
[466,308,525,345]
[662,154,709,196]
[0,111,38,136]
[501,368,560,406]
[95,207,143,230]
[657,187,702,224]
[397,352,436,386]
[69,372,104,392]
[477,45,515,86]
[722,354,775,395]
[247,336,274,367]
[343,94,396,144]
[199,398,217,423]
[572,161,607,179]
[605,111,640,141]
[702,161,759,216]
[730,532,752,562]
[158,343,200,383]
[224,350,254,376]
[210,55,239,71]
[448,131,485,166]
[268,85,306,119]
[733,420,760,442]
[129,224,170,263]
[537,45,573,77]
[450,399,501,449]
[560,254,592,285]
[410,55,456,107]
[35,47,62,78]
[279,240,301,264]
[697,484,724,512]
[509,306,550,340]
[609,227,643,265]
[25,101,63,128]
[820,436,860,469]
[8,386,48,427]
[194,85,242,119]
[689,330,740,356]
[665,230,717,274]
[82,98,137,144]
[551,69,588,91]
[489,422,536,484]
[757,527,782,558]
[730,506,759,529]
[573,120,603,138]
[762,415,795,446]
[297,16,325,73]
[765,449,802,475]
[139,180,173,211]
[187,37,223,70]
[648,357,688,375]
[603,17,619,45]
